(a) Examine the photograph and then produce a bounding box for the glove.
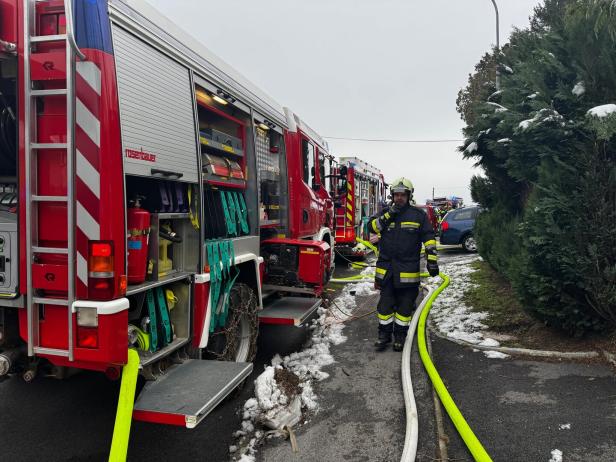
[388,203,401,217]
[427,261,439,277]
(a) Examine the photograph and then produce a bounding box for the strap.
[235,192,249,234]
[145,290,159,352]
[225,191,238,236]
[154,287,173,345]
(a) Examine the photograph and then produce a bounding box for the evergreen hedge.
[458,0,616,334]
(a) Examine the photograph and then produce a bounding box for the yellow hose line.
[109,349,140,462]
[354,237,379,255]
[417,273,493,462]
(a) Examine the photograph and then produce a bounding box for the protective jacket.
[369,204,437,288]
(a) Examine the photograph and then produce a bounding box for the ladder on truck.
[23,0,85,360]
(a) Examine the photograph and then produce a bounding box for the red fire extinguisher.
[127,196,150,284]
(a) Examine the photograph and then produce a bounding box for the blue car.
[439,206,480,252]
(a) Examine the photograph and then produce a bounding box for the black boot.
[393,332,407,352]
[374,330,392,351]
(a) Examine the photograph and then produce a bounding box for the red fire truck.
[0,0,335,428]
[334,156,386,258]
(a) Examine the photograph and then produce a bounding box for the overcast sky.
[144,0,543,204]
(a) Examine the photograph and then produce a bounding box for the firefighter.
[369,178,439,351]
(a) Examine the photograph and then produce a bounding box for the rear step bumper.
[133,360,252,428]
[258,296,321,326]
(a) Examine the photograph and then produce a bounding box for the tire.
[205,283,259,363]
[462,234,477,253]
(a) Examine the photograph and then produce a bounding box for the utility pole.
[432,187,434,200]
[490,0,501,90]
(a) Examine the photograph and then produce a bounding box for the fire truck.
[334,156,386,258]
[0,0,335,428]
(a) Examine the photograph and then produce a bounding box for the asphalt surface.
[3,249,616,461]
[257,289,438,462]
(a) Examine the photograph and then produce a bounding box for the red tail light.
[441,221,449,231]
[77,327,98,349]
[88,241,115,300]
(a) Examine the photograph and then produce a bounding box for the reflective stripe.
[394,312,413,323]
[424,239,437,247]
[427,254,438,261]
[388,223,396,229]
[375,267,387,279]
[377,312,394,321]
[379,317,394,325]
[347,212,353,221]
[347,182,352,191]
[371,219,381,233]
[395,317,410,327]
[384,212,390,220]
[346,202,353,211]
[401,221,420,229]
[399,272,420,283]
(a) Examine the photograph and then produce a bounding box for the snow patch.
[587,104,616,118]
[549,449,563,462]
[572,81,585,96]
[503,65,513,74]
[465,142,478,154]
[428,256,490,345]
[497,138,511,143]
[486,101,508,113]
[479,338,500,347]
[231,275,372,460]
[483,350,510,359]
[527,92,539,99]
[558,423,571,430]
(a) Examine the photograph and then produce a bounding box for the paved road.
[3,248,615,461]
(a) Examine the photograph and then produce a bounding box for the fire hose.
[400,273,493,462]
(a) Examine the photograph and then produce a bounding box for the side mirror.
[339,165,348,176]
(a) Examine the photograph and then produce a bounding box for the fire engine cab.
[334,156,386,258]
[0,0,335,429]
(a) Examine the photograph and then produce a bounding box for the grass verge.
[462,260,534,333]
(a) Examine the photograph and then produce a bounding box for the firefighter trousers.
[376,282,419,339]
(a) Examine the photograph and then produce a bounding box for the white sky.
[143,0,542,204]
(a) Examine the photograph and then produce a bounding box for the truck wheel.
[205,283,258,363]
[462,234,477,253]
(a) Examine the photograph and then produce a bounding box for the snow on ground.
[230,278,376,461]
[587,104,616,118]
[549,449,563,462]
[428,255,498,348]
[558,423,571,430]
[483,350,510,359]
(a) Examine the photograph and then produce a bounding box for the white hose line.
[400,284,435,462]
[429,327,599,359]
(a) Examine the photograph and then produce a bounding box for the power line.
[323,136,464,143]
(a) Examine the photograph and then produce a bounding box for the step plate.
[133,360,252,428]
[258,296,321,326]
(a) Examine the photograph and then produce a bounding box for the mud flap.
[132,360,252,428]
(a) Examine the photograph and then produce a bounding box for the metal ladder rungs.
[31,89,68,97]
[30,34,67,43]
[31,142,67,150]
[32,297,69,306]
[32,246,69,255]
[32,195,68,202]
[33,347,70,357]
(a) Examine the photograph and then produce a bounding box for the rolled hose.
[414,273,493,461]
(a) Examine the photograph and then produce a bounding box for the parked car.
[439,206,481,252]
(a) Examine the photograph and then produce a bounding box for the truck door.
[299,137,318,236]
